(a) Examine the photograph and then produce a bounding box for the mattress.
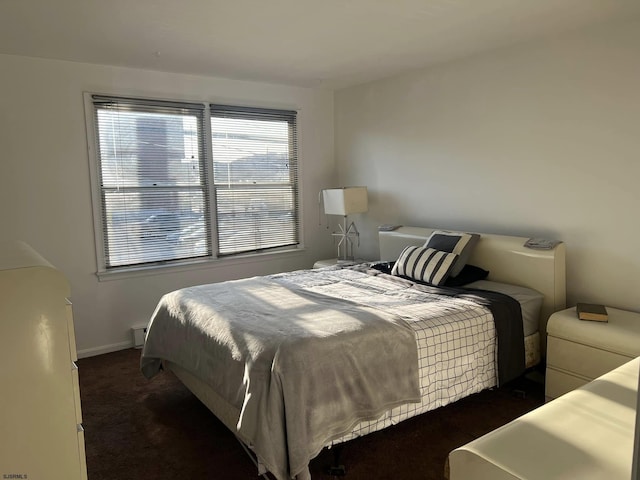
[465,280,544,337]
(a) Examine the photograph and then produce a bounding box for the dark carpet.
[78,349,544,480]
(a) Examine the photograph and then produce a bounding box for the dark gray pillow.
[444,264,489,287]
[424,230,480,277]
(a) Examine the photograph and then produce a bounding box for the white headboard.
[379,226,566,352]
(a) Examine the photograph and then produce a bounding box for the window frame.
[84,92,303,280]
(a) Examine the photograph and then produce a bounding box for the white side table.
[545,306,640,400]
[313,258,363,269]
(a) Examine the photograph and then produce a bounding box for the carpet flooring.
[78,348,544,480]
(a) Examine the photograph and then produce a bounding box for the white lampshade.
[322,187,368,216]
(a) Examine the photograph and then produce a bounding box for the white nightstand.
[545,306,640,400]
[313,258,362,269]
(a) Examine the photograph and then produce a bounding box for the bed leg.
[235,435,273,479]
[326,445,346,476]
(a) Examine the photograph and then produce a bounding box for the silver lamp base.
[331,216,360,261]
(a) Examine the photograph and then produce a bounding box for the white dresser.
[545,306,640,400]
[448,357,640,479]
[0,241,87,480]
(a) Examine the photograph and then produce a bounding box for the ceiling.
[1,0,639,89]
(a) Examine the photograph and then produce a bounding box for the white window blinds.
[90,95,299,270]
[211,105,299,256]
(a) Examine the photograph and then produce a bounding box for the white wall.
[0,55,337,356]
[335,18,640,313]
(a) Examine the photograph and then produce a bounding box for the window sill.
[96,246,306,282]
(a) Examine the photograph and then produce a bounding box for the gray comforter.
[141,270,421,480]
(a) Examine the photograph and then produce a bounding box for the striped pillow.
[391,246,459,286]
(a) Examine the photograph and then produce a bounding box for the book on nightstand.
[576,303,608,322]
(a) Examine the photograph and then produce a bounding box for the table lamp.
[322,186,368,261]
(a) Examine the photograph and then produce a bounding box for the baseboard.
[77,340,133,359]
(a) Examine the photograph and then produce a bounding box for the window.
[89,95,299,271]
[211,105,299,256]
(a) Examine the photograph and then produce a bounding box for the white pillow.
[391,246,458,286]
[424,230,480,277]
[465,280,543,337]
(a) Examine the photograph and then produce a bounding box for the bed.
[140,226,566,480]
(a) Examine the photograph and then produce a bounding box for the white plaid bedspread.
[272,266,497,444]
